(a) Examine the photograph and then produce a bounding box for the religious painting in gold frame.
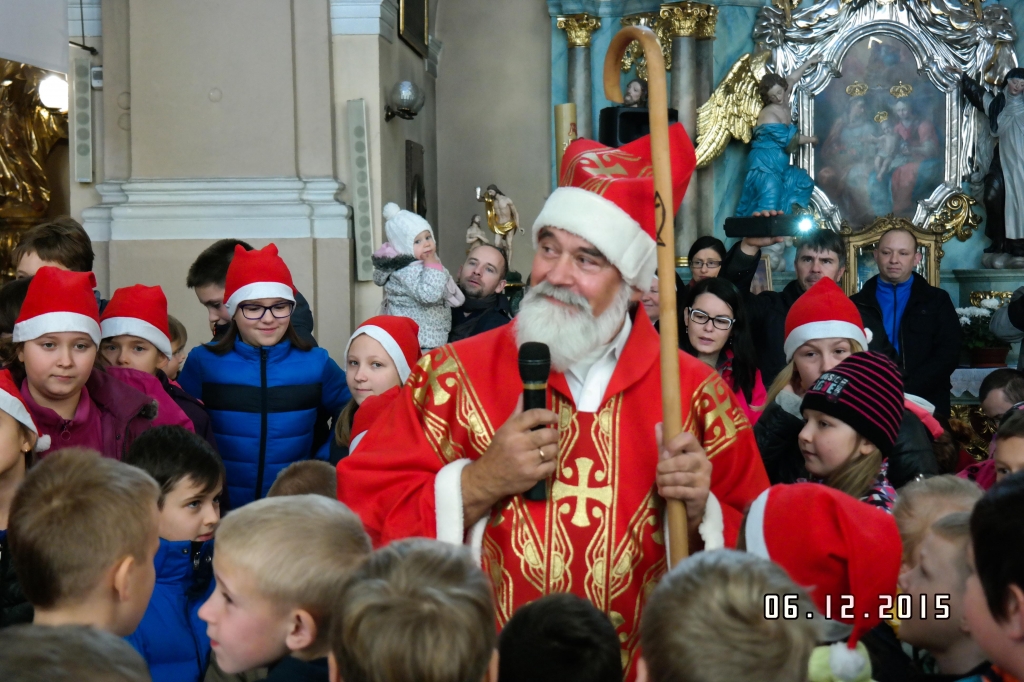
[399,0,429,58]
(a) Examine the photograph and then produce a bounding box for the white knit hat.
[383,202,433,255]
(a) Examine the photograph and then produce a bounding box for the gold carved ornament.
[846,81,869,97]
[874,111,889,123]
[619,4,717,81]
[926,192,982,247]
[969,290,1013,307]
[890,81,914,98]
[950,405,996,463]
[557,14,602,48]
[620,13,669,81]
[693,51,770,168]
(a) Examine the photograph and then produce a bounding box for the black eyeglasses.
[239,302,294,320]
[688,308,735,330]
[691,259,722,270]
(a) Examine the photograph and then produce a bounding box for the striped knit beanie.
[800,351,904,457]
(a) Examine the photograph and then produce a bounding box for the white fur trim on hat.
[829,642,869,682]
[0,390,47,452]
[345,325,412,383]
[744,488,771,560]
[13,312,102,346]
[698,491,725,551]
[225,283,295,318]
[784,321,870,362]
[100,317,173,358]
[904,394,936,415]
[532,187,656,290]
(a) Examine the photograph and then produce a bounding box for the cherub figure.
[873,113,909,177]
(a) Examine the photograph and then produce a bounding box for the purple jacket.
[23,367,159,460]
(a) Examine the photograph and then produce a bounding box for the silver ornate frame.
[755,0,1016,231]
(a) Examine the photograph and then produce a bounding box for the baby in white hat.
[372,203,463,351]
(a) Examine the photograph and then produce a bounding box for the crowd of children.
[3,215,1024,682]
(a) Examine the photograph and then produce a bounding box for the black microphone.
[519,342,551,502]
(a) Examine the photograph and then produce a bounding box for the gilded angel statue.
[695,53,822,216]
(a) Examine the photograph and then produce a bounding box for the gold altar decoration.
[874,111,889,123]
[620,13,670,81]
[675,257,689,267]
[773,0,800,27]
[969,290,1014,307]
[950,404,996,463]
[926,192,982,246]
[845,81,868,97]
[557,14,602,48]
[619,3,717,81]
[693,51,770,168]
[0,59,69,279]
[889,81,913,98]
[840,215,944,295]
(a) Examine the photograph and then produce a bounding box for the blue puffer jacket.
[126,539,214,682]
[179,339,350,507]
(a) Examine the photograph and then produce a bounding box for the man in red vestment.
[338,124,769,678]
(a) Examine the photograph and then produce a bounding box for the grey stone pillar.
[557,14,601,140]
[661,2,717,257]
[695,8,718,240]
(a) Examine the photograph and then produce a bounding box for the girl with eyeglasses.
[179,244,351,508]
[680,278,765,425]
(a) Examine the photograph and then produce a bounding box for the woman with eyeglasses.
[680,278,765,424]
[687,236,726,287]
[179,244,351,507]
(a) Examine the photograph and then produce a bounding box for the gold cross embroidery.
[552,457,613,528]
[579,151,629,177]
[703,385,738,440]
[413,355,459,407]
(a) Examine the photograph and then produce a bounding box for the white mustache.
[525,281,592,312]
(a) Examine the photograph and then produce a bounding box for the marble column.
[557,14,600,140]
[660,2,717,256]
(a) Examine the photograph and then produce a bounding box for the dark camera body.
[723,214,814,239]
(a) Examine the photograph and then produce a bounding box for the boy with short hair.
[267,460,337,499]
[499,593,621,682]
[893,475,983,568]
[8,448,161,636]
[0,623,152,682]
[199,495,371,680]
[639,549,821,682]
[123,426,225,682]
[186,239,315,344]
[898,512,991,679]
[965,471,1024,681]
[994,411,1024,483]
[329,538,497,682]
[100,284,218,451]
[13,217,95,278]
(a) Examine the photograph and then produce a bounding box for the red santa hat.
[345,315,421,383]
[0,369,48,452]
[783,278,872,362]
[744,484,901,681]
[100,284,173,358]
[531,123,696,290]
[223,244,297,318]
[13,267,101,345]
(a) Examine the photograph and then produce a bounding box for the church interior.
[2,0,1023,454]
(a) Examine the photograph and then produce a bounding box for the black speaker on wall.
[598,106,679,148]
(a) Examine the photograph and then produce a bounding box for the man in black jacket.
[448,243,513,343]
[850,228,961,420]
[722,228,852,387]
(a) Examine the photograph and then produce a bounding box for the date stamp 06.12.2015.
[764,593,951,621]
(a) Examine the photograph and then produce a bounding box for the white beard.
[515,281,631,372]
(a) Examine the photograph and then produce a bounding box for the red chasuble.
[338,310,769,677]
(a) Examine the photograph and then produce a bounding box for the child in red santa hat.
[331,315,421,464]
[10,267,165,459]
[0,367,48,626]
[177,244,350,507]
[100,284,217,451]
[741,482,906,682]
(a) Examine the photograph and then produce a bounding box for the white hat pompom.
[383,202,402,221]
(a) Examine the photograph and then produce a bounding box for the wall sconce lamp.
[384,80,426,122]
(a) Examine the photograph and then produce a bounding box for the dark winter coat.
[0,530,31,628]
[178,339,350,507]
[264,656,330,682]
[448,294,513,343]
[126,539,214,682]
[851,274,961,419]
[157,370,218,452]
[754,392,939,488]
